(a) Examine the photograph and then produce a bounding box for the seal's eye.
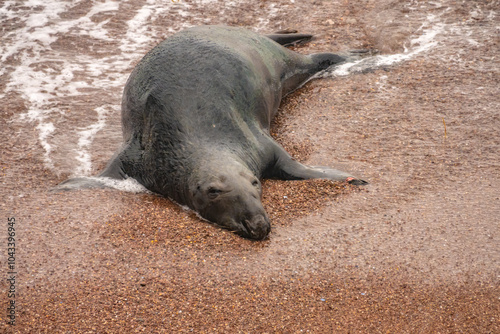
[207,187,222,199]
[252,179,259,187]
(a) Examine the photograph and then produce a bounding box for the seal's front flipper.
[266,142,368,185]
[53,146,130,191]
[266,33,313,47]
[98,151,127,179]
[52,177,110,191]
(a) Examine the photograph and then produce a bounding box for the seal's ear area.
[265,33,313,47]
[190,184,206,208]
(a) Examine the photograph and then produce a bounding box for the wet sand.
[1,0,499,332]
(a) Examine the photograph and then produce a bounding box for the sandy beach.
[1,0,499,332]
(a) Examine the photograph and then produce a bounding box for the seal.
[58,26,367,240]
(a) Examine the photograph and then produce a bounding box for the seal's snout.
[242,214,270,240]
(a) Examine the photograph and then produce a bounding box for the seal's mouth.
[201,207,270,240]
[239,214,271,240]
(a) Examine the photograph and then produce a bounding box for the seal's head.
[189,160,270,240]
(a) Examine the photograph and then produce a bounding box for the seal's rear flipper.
[266,33,313,47]
[310,53,347,71]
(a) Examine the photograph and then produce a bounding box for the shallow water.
[2,0,453,186]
